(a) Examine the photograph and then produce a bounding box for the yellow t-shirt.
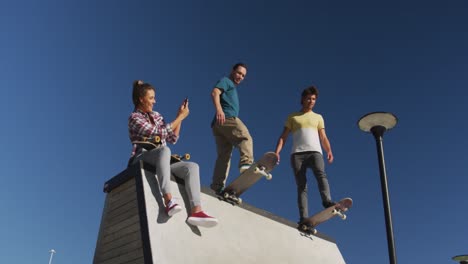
[285,111,324,154]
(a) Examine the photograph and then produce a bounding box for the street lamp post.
[48,249,56,264]
[358,112,398,264]
[453,255,468,264]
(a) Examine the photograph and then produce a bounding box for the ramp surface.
[94,161,346,264]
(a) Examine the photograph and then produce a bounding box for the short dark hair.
[132,80,155,108]
[232,62,247,71]
[301,86,319,104]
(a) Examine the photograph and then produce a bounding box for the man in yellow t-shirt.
[274,86,336,226]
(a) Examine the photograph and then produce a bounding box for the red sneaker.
[187,211,218,228]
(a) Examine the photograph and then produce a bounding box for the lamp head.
[358,112,398,133]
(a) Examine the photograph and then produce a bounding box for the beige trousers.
[211,117,253,191]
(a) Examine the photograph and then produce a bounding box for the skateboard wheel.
[332,209,338,215]
[340,214,347,220]
[300,225,308,231]
[184,153,190,160]
[312,229,317,235]
[265,173,272,180]
[223,192,229,199]
[254,167,259,173]
[237,197,243,204]
[155,136,161,143]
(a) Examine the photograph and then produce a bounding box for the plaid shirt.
[128,109,178,156]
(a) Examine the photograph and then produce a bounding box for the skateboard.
[219,152,278,205]
[170,153,190,164]
[132,135,161,150]
[127,135,161,167]
[298,197,353,235]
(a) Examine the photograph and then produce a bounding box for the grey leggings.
[133,146,201,208]
[291,151,332,220]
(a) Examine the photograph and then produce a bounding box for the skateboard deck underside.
[306,198,353,227]
[224,152,278,196]
[224,166,263,196]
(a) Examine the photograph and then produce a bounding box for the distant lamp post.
[48,249,56,264]
[453,255,468,264]
[358,112,398,264]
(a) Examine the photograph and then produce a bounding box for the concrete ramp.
[94,161,346,264]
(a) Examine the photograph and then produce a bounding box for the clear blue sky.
[1,0,467,263]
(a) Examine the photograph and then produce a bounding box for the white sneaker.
[239,164,252,173]
[165,202,182,216]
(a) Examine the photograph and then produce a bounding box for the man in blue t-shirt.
[210,63,254,193]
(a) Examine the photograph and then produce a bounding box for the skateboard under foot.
[298,197,353,235]
[218,152,278,205]
[216,191,242,205]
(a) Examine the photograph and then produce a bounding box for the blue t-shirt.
[215,77,239,118]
